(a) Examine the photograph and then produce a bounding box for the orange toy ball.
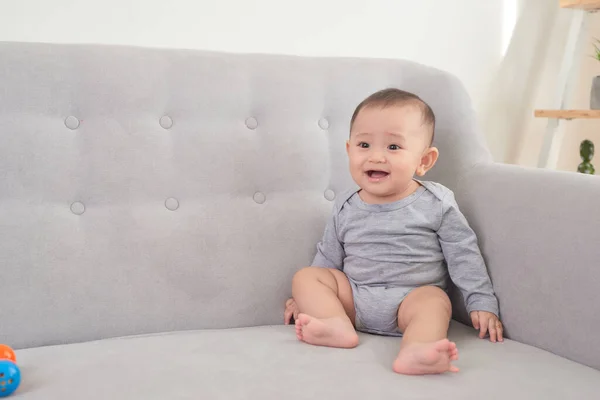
[0,345,16,363]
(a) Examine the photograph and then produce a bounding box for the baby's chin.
[357,181,419,203]
[358,188,401,202]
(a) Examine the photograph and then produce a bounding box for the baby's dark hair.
[350,88,436,144]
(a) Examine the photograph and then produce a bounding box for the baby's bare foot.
[295,313,359,348]
[393,339,459,375]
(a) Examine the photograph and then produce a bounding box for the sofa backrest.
[0,42,491,348]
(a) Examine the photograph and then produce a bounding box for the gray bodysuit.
[312,180,499,336]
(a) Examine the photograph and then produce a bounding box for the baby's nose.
[369,150,386,163]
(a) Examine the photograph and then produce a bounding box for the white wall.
[0,0,507,114]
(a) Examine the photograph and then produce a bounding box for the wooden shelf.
[535,109,600,119]
[560,0,600,10]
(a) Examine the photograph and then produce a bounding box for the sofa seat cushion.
[13,322,600,399]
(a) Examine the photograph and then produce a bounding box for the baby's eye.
[358,142,370,148]
[388,144,401,150]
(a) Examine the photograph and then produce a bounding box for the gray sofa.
[1,41,599,399]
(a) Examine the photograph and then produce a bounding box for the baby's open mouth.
[367,170,389,179]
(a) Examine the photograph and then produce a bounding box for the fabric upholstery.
[453,163,600,371]
[12,323,600,400]
[0,42,488,349]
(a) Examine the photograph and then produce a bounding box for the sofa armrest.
[453,163,600,370]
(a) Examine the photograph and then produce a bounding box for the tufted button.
[324,189,336,201]
[253,192,266,204]
[65,116,80,130]
[318,118,329,130]
[245,117,258,130]
[160,116,173,129]
[70,201,85,215]
[165,197,179,211]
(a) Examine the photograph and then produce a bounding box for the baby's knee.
[425,287,452,316]
[410,286,452,316]
[292,266,339,291]
[292,266,322,284]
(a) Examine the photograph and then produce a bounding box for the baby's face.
[347,105,433,203]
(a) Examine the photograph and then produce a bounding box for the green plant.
[592,38,600,62]
[577,139,595,174]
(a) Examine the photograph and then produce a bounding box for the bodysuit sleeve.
[437,192,500,317]
[311,207,345,271]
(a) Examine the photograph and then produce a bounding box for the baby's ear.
[417,146,439,176]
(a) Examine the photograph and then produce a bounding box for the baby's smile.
[366,169,390,182]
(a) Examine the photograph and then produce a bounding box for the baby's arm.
[436,191,503,341]
[311,208,346,270]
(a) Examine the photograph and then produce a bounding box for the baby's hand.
[284,298,299,325]
[470,311,504,343]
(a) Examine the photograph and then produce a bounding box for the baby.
[284,88,503,375]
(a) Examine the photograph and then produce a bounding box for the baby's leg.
[392,286,458,375]
[292,267,359,348]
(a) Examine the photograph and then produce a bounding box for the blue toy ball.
[0,360,20,397]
